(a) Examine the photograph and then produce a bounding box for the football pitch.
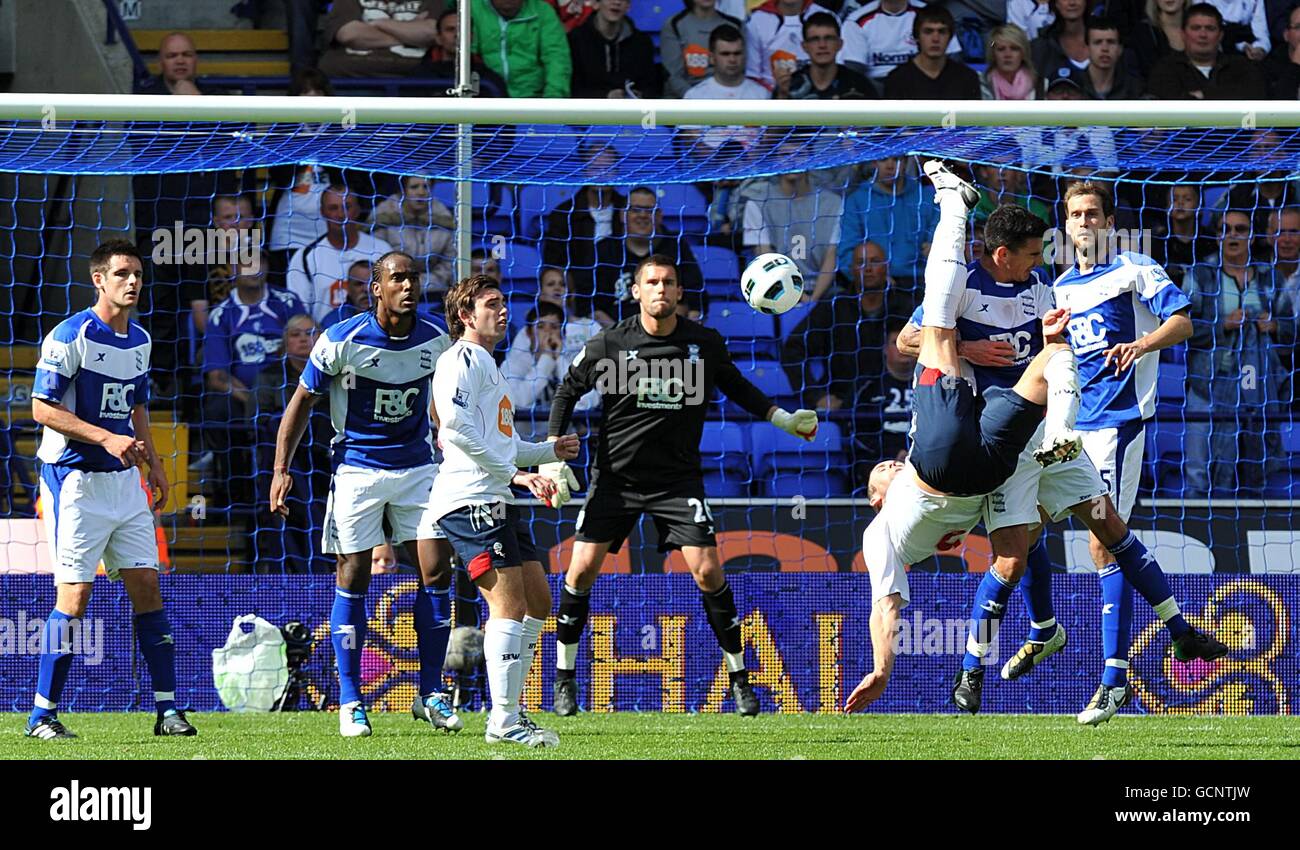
[3,713,1296,760]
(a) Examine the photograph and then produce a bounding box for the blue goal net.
[0,114,1296,716]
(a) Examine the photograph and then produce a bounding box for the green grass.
[4,712,1298,759]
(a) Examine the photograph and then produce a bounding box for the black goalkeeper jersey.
[548,315,774,489]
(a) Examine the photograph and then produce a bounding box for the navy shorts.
[437,503,539,580]
[576,476,717,554]
[908,367,1045,497]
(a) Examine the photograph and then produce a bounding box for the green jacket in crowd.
[469,0,572,98]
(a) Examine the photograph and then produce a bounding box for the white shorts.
[39,466,156,583]
[983,421,1109,532]
[1080,421,1146,522]
[323,463,442,555]
[861,465,986,608]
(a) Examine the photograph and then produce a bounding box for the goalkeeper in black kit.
[542,254,819,716]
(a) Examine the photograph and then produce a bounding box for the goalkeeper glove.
[770,408,819,442]
[538,460,580,508]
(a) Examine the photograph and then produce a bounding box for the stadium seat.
[733,358,795,401]
[777,300,816,340]
[1156,360,1187,402]
[705,301,777,358]
[515,184,583,240]
[653,183,710,233]
[628,2,676,38]
[696,244,743,298]
[700,421,752,497]
[432,179,497,215]
[492,241,543,295]
[750,421,850,498]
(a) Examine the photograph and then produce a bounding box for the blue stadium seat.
[515,184,582,240]
[480,241,542,295]
[705,300,777,358]
[700,421,752,497]
[733,358,795,401]
[1156,359,1186,402]
[750,421,850,498]
[778,300,816,340]
[628,2,676,38]
[431,179,495,214]
[696,244,742,298]
[653,183,710,234]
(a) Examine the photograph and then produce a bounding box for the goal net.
[0,97,1294,715]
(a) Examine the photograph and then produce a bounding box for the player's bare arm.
[32,397,146,468]
[131,404,169,509]
[845,593,904,712]
[1102,309,1193,375]
[269,384,321,516]
[899,320,1018,367]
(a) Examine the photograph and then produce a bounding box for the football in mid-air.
[741,253,804,315]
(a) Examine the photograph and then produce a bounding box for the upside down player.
[271,251,461,738]
[897,189,1225,715]
[845,163,1086,712]
[542,254,820,717]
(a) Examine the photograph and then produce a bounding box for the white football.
[741,253,804,315]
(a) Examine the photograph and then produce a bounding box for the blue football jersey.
[33,309,152,472]
[204,287,306,388]
[1053,252,1191,429]
[300,311,451,470]
[909,261,1056,392]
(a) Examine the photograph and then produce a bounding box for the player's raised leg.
[918,160,980,376]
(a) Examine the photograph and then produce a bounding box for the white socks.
[921,196,971,330]
[484,618,523,729]
[519,615,545,707]
[1043,347,1081,433]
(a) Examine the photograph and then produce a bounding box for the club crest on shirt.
[687,344,700,363]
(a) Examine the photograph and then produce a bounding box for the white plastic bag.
[211,615,290,712]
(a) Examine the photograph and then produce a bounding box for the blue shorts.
[908,367,1045,497]
[436,503,539,580]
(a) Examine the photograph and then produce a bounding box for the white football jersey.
[286,231,393,322]
[430,339,558,519]
[842,1,962,81]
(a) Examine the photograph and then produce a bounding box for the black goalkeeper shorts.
[576,477,717,554]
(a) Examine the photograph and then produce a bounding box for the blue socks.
[30,609,77,727]
[1107,532,1190,638]
[413,585,452,696]
[1099,564,1135,687]
[332,587,368,706]
[1020,536,1058,642]
[135,609,177,716]
[963,568,1018,670]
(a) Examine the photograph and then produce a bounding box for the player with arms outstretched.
[271,251,461,737]
[999,180,1202,724]
[845,164,1083,712]
[27,239,195,740]
[429,275,580,748]
[543,254,819,717]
